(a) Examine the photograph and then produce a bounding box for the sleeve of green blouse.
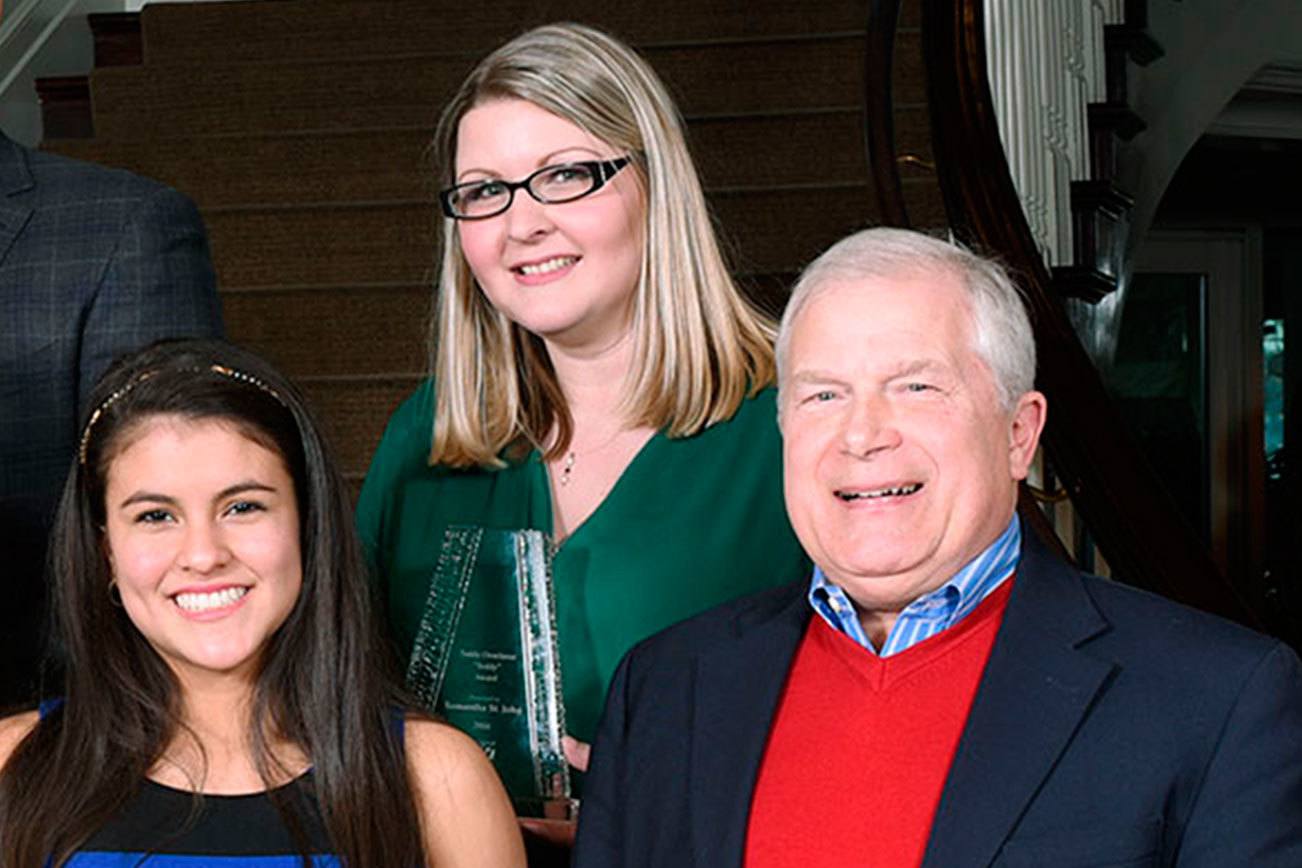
[355,381,435,598]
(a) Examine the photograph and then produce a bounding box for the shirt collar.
[807,514,1022,656]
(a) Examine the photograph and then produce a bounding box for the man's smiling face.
[779,267,1044,622]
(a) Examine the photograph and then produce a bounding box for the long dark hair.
[0,339,425,867]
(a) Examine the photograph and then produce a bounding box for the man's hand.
[563,734,591,771]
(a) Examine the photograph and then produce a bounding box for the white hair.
[776,227,1036,410]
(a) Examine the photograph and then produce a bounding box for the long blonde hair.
[428,22,776,468]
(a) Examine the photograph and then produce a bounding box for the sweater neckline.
[808,578,1014,692]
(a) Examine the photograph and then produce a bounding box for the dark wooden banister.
[893,0,1258,625]
[864,0,910,227]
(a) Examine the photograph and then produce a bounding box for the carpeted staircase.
[42,0,940,491]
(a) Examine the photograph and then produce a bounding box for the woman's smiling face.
[453,97,645,353]
[102,414,302,687]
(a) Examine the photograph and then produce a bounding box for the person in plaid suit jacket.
[0,129,222,706]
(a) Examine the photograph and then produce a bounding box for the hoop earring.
[109,579,123,608]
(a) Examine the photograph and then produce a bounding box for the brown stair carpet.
[45,0,938,488]
[87,37,869,139]
[136,0,874,65]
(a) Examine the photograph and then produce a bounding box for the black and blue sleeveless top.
[36,702,340,866]
[63,773,339,867]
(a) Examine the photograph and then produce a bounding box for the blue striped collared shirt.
[808,515,1021,657]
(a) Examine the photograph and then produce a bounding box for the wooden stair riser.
[1066,180,1133,287]
[899,176,947,230]
[221,284,431,377]
[45,111,870,208]
[204,187,880,290]
[46,130,438,207]
[138,0,872,65]
[40,0,900,505]
[298,377,421,474]
[220,269,807,387]
[88,13,143,67]
[87,38,868,139]
[892,28,927,107]
[35,77,93,139]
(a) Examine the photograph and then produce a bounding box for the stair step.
[49,0,898,500]
[688,111,872,189]
[1052,266,1118,303]
[220,269,806,383]
[297,375,422,475]
[1086,101,1146,183]
[35,77,92,139]
[739,272,799,320]
[88,13,142,67]
[1089,101,1145,142]
[1107,0,1164,68]
[1063,179,1134,298]
[44,110,869,207]
[44,129,435,206]
[220,283,430,378]
[139,0,871,65]
[203,185,879,290]
[892,28,926,107]
[89,36,866,139]
[899,176,947,230]
[204,201,435,290]
[1104,23,1163,68]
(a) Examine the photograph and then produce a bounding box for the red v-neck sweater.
[744,579,1014,868]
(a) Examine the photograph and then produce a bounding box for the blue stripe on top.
[66,856,340,867]
[808,515,1021,656]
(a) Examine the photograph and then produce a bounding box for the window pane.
[1105,272,1208,540]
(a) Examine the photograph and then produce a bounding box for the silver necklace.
[554,427,627,487]
[558,450,578,486]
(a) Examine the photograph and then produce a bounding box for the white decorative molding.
[985,0,1111,268]
[0,0,82,102]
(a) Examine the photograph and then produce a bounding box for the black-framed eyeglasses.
[439,156,633,220]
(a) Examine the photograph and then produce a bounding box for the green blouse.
[355,382,810,743]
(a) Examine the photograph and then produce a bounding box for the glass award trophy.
[405,526,573,818]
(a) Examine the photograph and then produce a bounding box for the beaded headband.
[77,364,287,466]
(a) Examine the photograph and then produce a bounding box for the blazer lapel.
[0,133,35,268]
[689,583,810,868]
[921,537,1115,868]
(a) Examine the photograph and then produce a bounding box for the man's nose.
[841,395,901,457]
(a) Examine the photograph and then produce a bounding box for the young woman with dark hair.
[0,338,523,867]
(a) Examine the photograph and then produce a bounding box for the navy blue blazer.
[574,532,1302,867]
[0,131,222,702]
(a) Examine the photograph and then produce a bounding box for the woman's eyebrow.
[118,491,178,509]
[216,481,278,499]
[456,146,605,182]
[116,481,277,510]
[538,146,602,164]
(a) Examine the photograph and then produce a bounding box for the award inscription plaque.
[406,526,572,817]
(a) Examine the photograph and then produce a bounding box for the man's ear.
[1007,390,1047,481]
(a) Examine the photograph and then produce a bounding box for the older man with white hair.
[574,227,1302,868]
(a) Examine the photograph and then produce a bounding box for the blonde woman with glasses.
[356,21,809,811]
